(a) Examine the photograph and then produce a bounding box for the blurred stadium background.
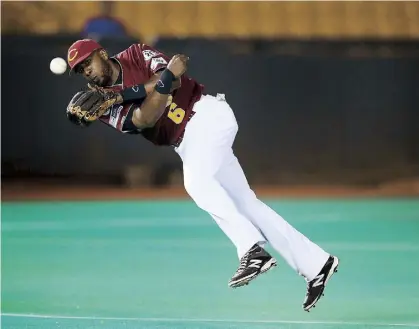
[2,0,419,198]
[2,2,419,329]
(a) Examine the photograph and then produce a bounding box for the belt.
[172,110,196,148]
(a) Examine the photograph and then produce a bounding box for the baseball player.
[65,39,339,312]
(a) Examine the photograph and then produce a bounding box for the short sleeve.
[140,44,169,76]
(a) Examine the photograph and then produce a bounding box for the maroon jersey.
[98,44,204,146]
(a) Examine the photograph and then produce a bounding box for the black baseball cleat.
[303,255,339,312]
[228,244,277,288]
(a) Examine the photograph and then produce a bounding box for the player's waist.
[171,93,224,148]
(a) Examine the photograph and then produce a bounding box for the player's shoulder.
[138,43,168,60]
[113,43,141,59]
[115,43,164,61]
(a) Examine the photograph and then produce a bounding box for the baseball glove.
[66,86,121,127]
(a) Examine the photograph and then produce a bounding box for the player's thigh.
[180,101,238,176]
[215,152,256,204]
[182,146,233,199]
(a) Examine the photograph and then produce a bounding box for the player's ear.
[99,49,109,60]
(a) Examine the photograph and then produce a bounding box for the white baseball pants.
[174,94,329,281]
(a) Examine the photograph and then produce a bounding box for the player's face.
[76,50,112,87]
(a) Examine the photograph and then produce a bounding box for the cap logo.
[68,48,78,62]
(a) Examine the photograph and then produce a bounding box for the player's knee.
[232,120,238,134]
[183,174,216,210]
[183,174,205,199]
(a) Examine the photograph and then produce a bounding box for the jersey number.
[166,95,185,124]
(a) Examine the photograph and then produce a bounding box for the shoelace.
[304,279,313,297]
[236,253,250,275]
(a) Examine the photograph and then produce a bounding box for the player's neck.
[109,59,121,85]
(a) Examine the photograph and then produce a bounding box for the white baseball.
[50,57,67,75]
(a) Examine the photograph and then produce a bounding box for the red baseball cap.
[67,39,103,74]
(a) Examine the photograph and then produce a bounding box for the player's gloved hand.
[167,54,189,78]
[66,87,121,127]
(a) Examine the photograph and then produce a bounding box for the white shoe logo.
[249,259,262,268]
[312,274,325,287]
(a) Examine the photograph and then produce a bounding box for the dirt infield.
[2,180,419,201]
